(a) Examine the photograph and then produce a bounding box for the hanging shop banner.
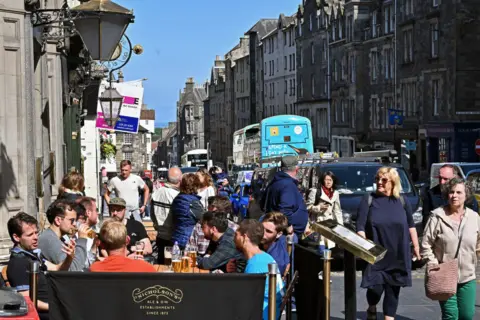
[48,272,265,320]
[96,80,144,133]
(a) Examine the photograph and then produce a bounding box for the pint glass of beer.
[181,256,190,273]
[172,259,182,273]
[164,246,173,267]
[187,245,198,271]
[135,241,145,259]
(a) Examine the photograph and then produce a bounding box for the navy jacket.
[171,193,204,248]
[422,184,478,219]
[263,171,308,236]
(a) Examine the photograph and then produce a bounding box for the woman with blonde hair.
[356,167,421,320]
[196,168,216,209]
[422,178,480,320]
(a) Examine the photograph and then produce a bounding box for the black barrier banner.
[48,272,265,320]
[294,244,325,320]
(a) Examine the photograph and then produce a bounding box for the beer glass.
[181,250,190,273]
[135,241,145,259]
[187,245,198,271]
[172,258,182,273]
[164,246,173,267]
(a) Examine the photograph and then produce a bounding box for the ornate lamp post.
[31,0,134,62]
[98,85,123,127]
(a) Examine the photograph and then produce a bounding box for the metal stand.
[268,263,278,320]
[323,250,332,320]
[29,261,39,309]
[344,250,357,320]
[286,235,294,320]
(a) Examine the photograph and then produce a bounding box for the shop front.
[425,124,455,164]
[454,123,480,162]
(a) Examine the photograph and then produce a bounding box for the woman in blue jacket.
[171,173,204,249]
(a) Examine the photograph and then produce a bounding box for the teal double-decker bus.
[260,115,314,167]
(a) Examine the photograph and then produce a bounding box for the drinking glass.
[164,246,173,268]
[187,245,198,272]
[181,250,191,273]
[135,241,145,260]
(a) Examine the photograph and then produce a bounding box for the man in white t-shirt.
[105,160,150,222]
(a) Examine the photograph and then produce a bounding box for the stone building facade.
[176,77,207,163]
[296,2,330,151]
[205,56,227,166]
[262,14,297,118]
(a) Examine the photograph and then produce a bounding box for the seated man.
[38,199,90,271]
[108,197,152,258]
[90,220,156,272]
[196,211,243,272]
[234,219,284,320]
[7,212,75,320]
[261,212,290,277]
[188,196,237,253]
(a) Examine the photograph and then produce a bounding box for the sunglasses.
[376,177,390,184]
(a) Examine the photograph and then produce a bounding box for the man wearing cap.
[107,198,152,258]
[261,155,308,237]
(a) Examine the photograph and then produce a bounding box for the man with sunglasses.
[38,199,90,271]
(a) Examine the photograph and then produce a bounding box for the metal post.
[29,261,39,309]
[268,263,278,320]
[344,250,357,320]
[323,249,332,320]
[286,235,294,320]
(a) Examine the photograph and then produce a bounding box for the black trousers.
[366,284,401,317]
[156,237,173,264]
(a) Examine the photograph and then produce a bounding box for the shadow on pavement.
[331,311,416,320]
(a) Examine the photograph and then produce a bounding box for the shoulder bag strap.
[454,214,467,259]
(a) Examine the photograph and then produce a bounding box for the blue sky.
[117,0,298,127]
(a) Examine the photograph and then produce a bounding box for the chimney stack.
[185,77,194,92]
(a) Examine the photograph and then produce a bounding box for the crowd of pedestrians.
[3,156,479,320]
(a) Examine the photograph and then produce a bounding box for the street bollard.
[286,235,294,320]
[29,261,39,310]
[323,249,332,320]
[268,263,278,320]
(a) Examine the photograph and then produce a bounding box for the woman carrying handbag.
[421,178,480,320]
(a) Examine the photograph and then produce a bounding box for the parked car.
[466,169,480,213]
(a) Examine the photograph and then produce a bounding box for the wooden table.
[154,264,209,273]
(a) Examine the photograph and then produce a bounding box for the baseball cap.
[109,198,126,208]
[281,155,298,168]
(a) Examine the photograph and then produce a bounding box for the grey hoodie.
[421,206,480,284]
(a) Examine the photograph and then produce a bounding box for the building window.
[311,43,315,64]
[371,98,378,129]
[299,76,303,97]
[347,16,353,41]
[123,152,133,161]
[371,51,378,81]
[285,80,288,94]
[432,79,440,116]
[323,39,327,61]
[292,78,296,96]
[309,13,313,31]
[350,55,356,83]
[341,100,346,122]
[311,75,316,96]
[293,53,296,70]
[350,99,356,128]
[284,56,288,70]
[384,48,392,79]
[284,31,287,46]
[403,29,413,62]
[124,134,133,144]
[298,22,302,37]
[333,60,338,82]
[324,71,328,94]
[264,62,267,75]
[372,11,377,37]
[430,22,439,58]
[316,11,320,29]
[332,21,337,41]
[384,6,393,34]
[384,97,393,128]
[339,19,343,39]
[405,0,414,16]
[334,100,338,122]
[433,0,439,7]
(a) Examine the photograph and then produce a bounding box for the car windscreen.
[321,165,413,195]
[467,172,480,193]
[180,167,198,174]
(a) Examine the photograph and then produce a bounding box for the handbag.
[425,218,465,301]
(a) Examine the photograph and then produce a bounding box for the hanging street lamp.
[98,85,123,127]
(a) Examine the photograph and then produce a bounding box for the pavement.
[281,266,480,320]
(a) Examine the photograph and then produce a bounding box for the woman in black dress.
[356,167,421,320]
